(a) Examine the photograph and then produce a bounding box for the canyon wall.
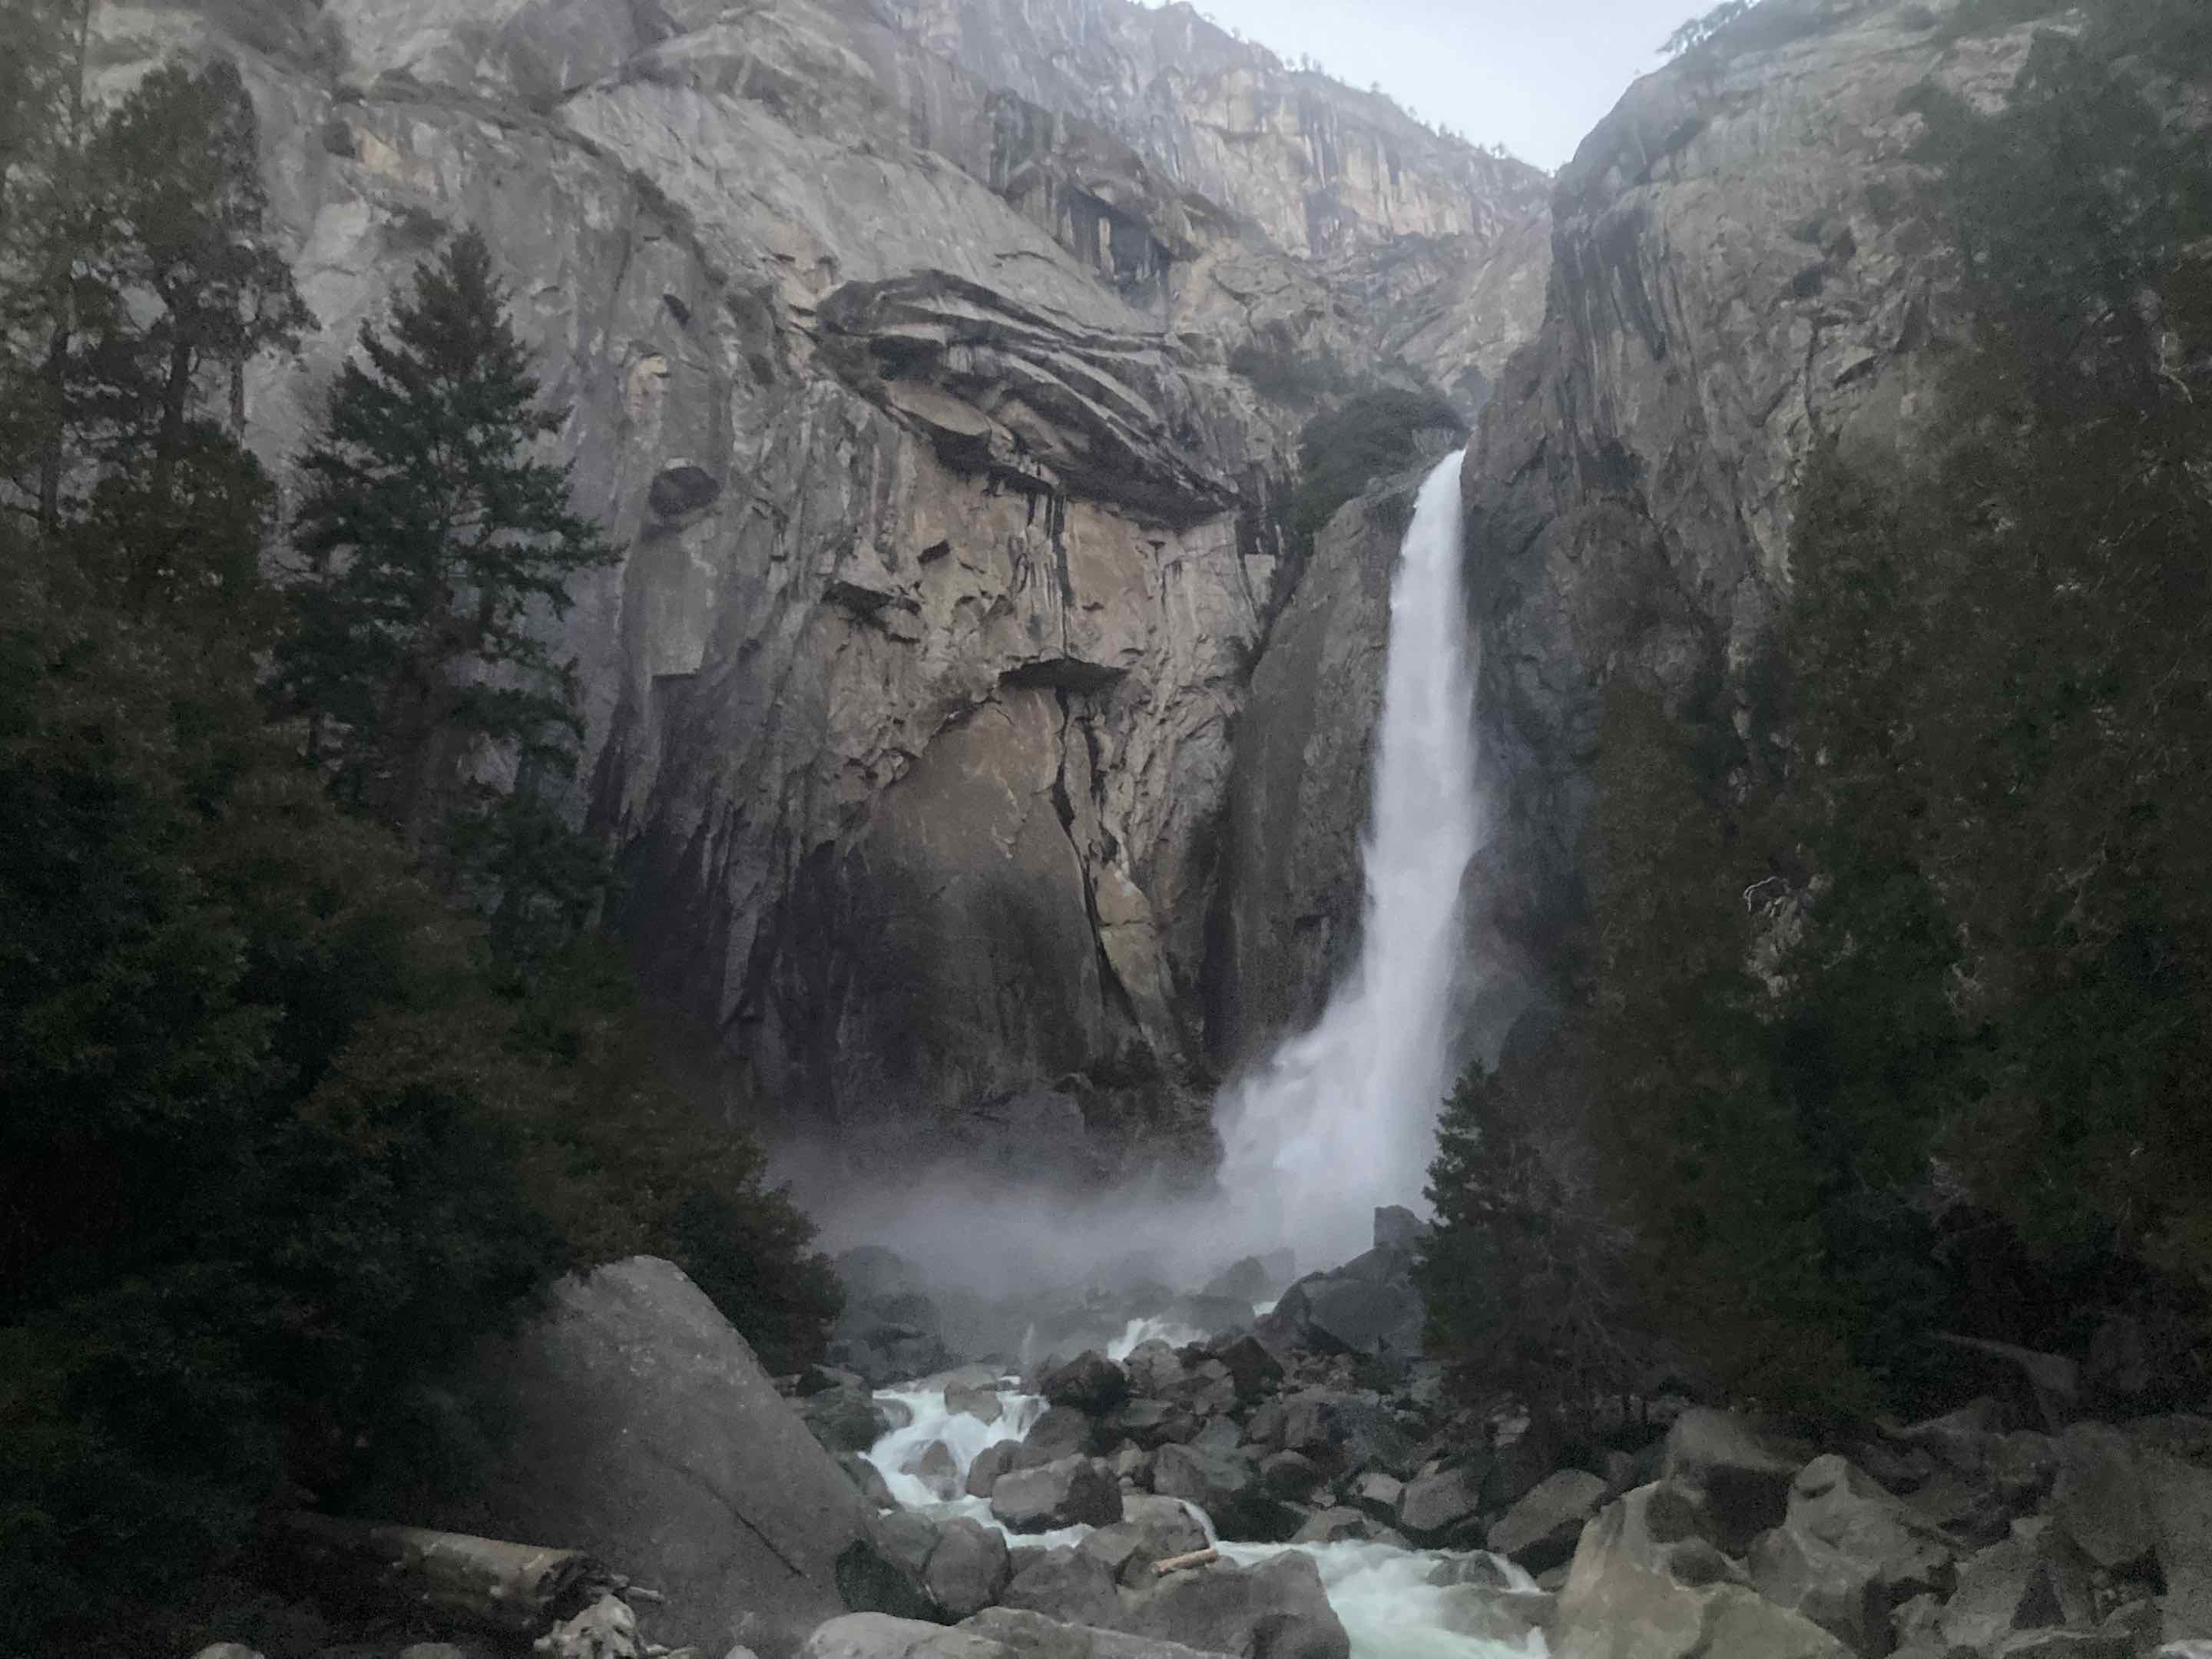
[118,0,1551,1169]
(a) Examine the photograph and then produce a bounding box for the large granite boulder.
[1489,1469,1610,1575]
[1044,1353,1131,1416]
[1114,1552,1350,1659]
[1551,1482,1850,1659]
[421,1257,923,1659]
[1661,1409,1815,1554]
[992,1458,1125,1533]
[1151,1444,1298,1542]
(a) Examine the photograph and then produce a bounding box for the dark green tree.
[273,227,618,859]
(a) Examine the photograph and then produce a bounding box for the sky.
[1144,0,1697,172]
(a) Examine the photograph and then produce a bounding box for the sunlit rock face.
[110,0,1551,1164]
[1460,0,2063,960]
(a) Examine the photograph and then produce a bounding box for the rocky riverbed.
[192,1220,2212,1659]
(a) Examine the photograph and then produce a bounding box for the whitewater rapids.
[863,1376,1547,1659]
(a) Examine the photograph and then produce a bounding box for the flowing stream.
[1217,450,1483,1265]
[863,1381,1545,1659]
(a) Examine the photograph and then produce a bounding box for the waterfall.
[1217,450,1481,1267]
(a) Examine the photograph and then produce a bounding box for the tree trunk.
[280,1512,606,1633]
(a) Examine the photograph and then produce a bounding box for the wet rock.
[801,1614,1012,1659]
[1151,1443,1298,1541]
[840,1453,899,1510]
[1937,1525,2093,1653]
[1351,1471,1404,1520]
[1025,1408,1109,1464]
[1488,1469,1609,1575]
[1661,1408,1814,1554]
[1292,1507,1374,1544]
[993,1457,1126,1533]
[960,1608,1225,1659]
[1105,1399,1190,1451]
[1115,1495,1212,1559]
[969,1441,1024,1499]
[1277,1391,1416,1479]
[1552,1483,1849,1659]
[1260,1450,1325,1502]
[1000,1549,1124,1630]
[1753,1451,1956,1649]
[1046,1353,1132,1416]
[879,1511,947,1579]
[1116,1551,1351,1659]
[904,1441,963,1502]
[1436,1586,1555,1644]
[2053,1425,2156,1571]
[1217,1335,1285,1403]
[926,1518,1015,1623]
[1123,1343,1186,1399]
[805,1385,896,1454]
[1398,1465,1485,1545]
[2146,1450,2212,1644]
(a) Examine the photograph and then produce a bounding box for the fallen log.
[283,1512,606,1632]
[1153,1548,1220,1577]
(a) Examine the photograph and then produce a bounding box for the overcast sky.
[1147,0,1694,172]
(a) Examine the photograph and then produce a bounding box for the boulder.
[841,1453,899,1511]
[1124,1343,1187,1399]
[1217,1336,1284,1403]
[1000,1550,1124,1630]
[927,1520,1015,1623]
[969,1441,1024,1499]
[1259,1451,1325,1502]
[1152,1443,1297,1541]
[960,1608,1227,1659]
[1276,1391,1415,1479]
[1349,1472,1404,1521]
[881,1512,949,1582]
[1938,1526,2093,1654]
[1292,1508,1373,1544]
[1373,1206,1424,1250]
[1028,1408,1109,1464]
[1106,1399,1191,1451]
[1551,1483,1849,1659]
[992,1458,1126,1533]
[904,1441,963,1502]
[1748,1528,1887,1656]
[1992,1635,2132,1658]
[1115,1551,1350,1659]
[1750,1452,1959,1650]
[421,1257,922,1659]
[803,1385,896,1455]
[1488,1469,1609,1575]
[1045,1353,1132,1416]
[801,1614,1012,1659]
[1398,1466,1485,1545]
[2146,1451,2212,1644]
[947,1382,1005,1428]
[2053,1425,2155,1571]
[1435,1585,1555,1644]
[1116,1495,1213,1559]
[1661,1409,1813,1553]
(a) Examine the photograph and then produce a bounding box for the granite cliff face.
[1459,0,2066,967]
[111,0,1551,1167]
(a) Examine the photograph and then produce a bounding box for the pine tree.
[274,228,618,860]
[2,50,308,614]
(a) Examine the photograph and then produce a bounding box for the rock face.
[111,0,1550,1162]
[1460,0,2068,959]
[412,1257,922,1659]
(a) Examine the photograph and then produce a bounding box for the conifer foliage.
[275,229,617,856]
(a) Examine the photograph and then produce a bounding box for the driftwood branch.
[283,1512,606,1632]
[1154,1548,1220,1576]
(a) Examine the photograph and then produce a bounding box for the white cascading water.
[1216,450,1482,1264]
